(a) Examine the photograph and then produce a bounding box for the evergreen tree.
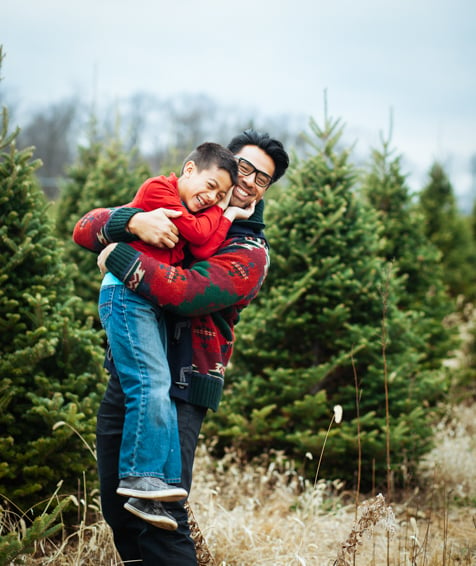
[56,132,151,321]
[470,198,476,241]
[418,162,476,301]
[0,104,105,514]
[0,494,71,563]
[204,117,448,491]
[361,138,457,369]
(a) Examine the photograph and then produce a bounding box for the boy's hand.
[128,208,182,248]
[216,187,233,211]
[97,243,117,274]
[223,200,256,222]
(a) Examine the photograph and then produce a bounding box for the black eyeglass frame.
[235,157,273,189]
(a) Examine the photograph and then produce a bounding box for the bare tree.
[17,97,81,198]
[14,89,305,198]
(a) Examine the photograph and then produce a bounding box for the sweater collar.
[231,199,266,235]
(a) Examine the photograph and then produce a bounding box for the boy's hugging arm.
[187,202,257,260]
[187,214,232,260]
[170,205,230,246]
[137,177,229,246]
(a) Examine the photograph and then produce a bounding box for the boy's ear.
[183,160,195,176]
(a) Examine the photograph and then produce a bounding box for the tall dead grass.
[7,402,473,565]
[187,403,475,565]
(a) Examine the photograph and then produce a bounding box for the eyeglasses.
[235,157,273,189]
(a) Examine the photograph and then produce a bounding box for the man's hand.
[127,208,182,248]
[97,243,118,275]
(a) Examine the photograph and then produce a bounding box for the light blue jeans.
[98,273,181,483]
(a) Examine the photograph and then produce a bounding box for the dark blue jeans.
[96,370,207,565]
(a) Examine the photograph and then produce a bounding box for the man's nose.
[241,173,256,188]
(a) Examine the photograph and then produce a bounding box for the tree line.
[2,86,309,201]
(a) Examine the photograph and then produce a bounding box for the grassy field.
[16,402,475,565]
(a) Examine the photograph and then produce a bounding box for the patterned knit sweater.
[73,201,269,411]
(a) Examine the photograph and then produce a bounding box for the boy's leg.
[98,283,182,484]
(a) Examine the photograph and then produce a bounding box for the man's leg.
[139,400,207,566]
[96,375,145,563]
[97,368,207,565]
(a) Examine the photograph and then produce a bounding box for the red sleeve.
[133,177,226,246]
[72,208,117,252]
[188,216,232,260]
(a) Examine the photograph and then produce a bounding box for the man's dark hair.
[227,129,289,183]
[182,142,238,185]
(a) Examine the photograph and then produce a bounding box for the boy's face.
[230,145,275,209]
[180,162,233,213]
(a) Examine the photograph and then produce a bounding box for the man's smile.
[234,185,254,198]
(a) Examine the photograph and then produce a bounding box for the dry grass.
[188,407,476,566]
[5,403,474,565]
[419,404,476,505]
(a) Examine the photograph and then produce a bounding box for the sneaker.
[124,497,178,530]
[117,476,187,501]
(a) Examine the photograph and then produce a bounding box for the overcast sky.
[2,0,475,197]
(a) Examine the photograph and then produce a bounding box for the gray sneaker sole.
[117,485,187,501]
[124,501,178,530]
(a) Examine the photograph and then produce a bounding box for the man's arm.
[97,237,269,317]
[72,207,181,251]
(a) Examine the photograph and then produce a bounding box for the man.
[73,129,289,564]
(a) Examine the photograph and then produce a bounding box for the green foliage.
[418,162,476,301]
[361,138,458,369]
[205,116,450,491]
[0,105,105,514]
[55,130,151,322]
[0,495,71,564]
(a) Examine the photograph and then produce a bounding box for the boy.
[98,142,254,529]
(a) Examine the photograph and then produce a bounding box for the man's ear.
[183,160,195,177]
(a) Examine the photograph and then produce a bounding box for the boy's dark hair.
[227,129,289,183]
[182,142,238,185]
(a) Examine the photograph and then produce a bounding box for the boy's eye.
[217,192,226,201]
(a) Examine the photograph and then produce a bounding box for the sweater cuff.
[105,243,142,284]
[170,372,224,412]
[188,373,224,412]
[105,207,143,242]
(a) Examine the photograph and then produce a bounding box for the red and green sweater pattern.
[73,206,270,410]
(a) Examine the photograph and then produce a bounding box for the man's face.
[230,145,275,208]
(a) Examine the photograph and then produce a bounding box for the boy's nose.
[207,191,219,204]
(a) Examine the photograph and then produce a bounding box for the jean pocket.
[98,285,115,328]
